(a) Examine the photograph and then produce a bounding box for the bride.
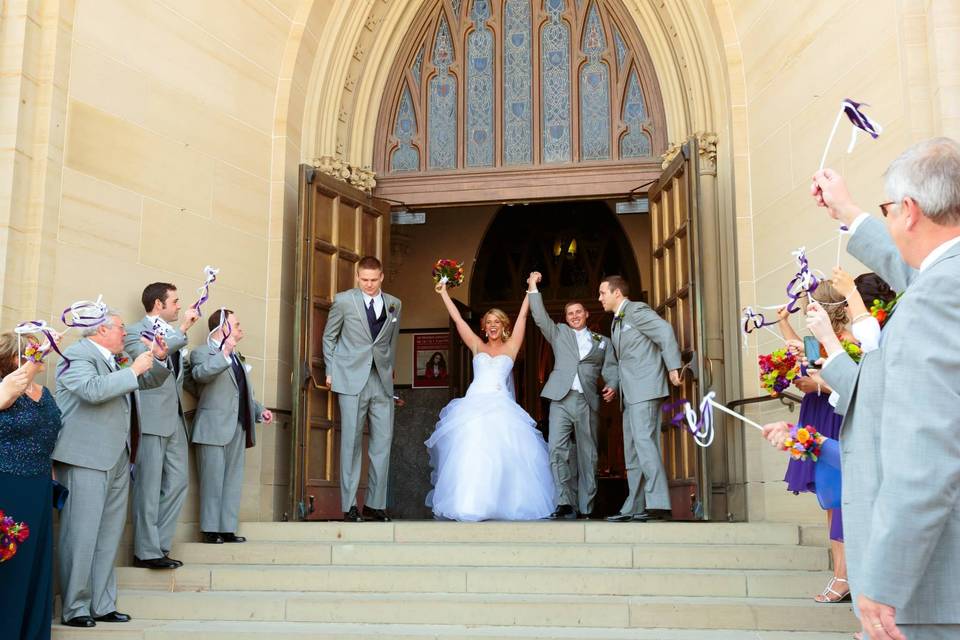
[425,282,554,521]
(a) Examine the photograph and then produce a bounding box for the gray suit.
[611,300,682,514]
[52,338,170,620]
[530,292,618,514]
[124,317,190,560]
[322,288,401,510]
[187,343,265,534]
[821,216,960,632]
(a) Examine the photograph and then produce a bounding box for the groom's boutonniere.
[114,354,131,369]
[388,303,398,323]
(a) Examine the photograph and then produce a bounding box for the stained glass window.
[579,3,610,161]
[466,0,494,167]
[385,0,660,175]
[503,0,533,165]
[428,15,457,170]
[411,44,425,88]
[620,68,651,158]
[390,85,420,172]
[541,0,571,163]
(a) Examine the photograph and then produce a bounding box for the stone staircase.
[52,521,859,639]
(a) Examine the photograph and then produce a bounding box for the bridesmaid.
[776,282,850,603]
[0,331,63,640]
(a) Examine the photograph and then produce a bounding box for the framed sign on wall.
[413,332,450,389]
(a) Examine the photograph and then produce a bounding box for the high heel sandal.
[814,576,851,603]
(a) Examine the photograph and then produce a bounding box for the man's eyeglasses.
[879,201,895,218]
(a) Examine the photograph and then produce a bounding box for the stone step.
[164,541,828,571]
[51,619,857,640]
[218,521,801,546]
[114,591,859,632]
[116,564,836,598]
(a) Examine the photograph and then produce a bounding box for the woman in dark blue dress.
[0,332,63,640]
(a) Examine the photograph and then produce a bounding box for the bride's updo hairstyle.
[482,308,512,342]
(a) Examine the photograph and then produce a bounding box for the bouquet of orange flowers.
[782,424,826,462]
[432,259,464,288]
[0,510,30,563]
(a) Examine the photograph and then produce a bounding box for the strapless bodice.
[467,352,514,396]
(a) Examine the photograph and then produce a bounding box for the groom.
[527,272,618,519]
[322,256,401,522]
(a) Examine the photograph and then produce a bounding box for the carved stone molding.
[695,131,718,176]
[312,156,377,193]
[660,133,717,175]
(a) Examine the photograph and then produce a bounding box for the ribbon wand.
[192,266,219,316]
[818,98,882,171]
[665,392,763,450]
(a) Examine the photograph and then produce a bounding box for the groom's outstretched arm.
[527,272,558,346]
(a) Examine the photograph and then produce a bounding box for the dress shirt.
[362,291,384,318]
[570,327,593,393]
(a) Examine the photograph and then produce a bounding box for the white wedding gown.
[425,352,555,521]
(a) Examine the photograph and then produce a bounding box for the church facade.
[1,0,958,530]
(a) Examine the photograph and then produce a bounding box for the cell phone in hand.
[803,336,822,363]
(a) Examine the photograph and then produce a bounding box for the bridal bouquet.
[0,510,30,563]
[781,424,826,462]
[758,348,799,396]
[432,259,464,288]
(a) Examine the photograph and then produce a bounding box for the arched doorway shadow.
[465,200,645,515]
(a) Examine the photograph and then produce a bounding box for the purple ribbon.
[15,320,71,371]
[140,318,167,346]
[61,296,109,329]
[783,249,819,314]
[191,266,219,316]
[842,99,881,140]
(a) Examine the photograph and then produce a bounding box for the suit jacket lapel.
[352,288,374,342]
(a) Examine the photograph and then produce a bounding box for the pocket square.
[391,317,398,323]
[599,341,606,350]
[624,324,632,330]
[244,363,253,374]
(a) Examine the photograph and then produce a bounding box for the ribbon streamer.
[140,317,169,345]
[61,295,110,329]
[665,391,764,449]
[818,98,883,171]
[207,306,232,352]
[191,266,219,316]
[14,320,70,370]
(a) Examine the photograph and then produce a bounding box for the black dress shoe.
[548,505,577,520]
[163,553,184,567]
[343,506,363,522]
[220,532,246,543]
[62,616,96,628]
[633,509,671,522]
[201,531,224,544]
[93,611,131,623]
[605,512,633,522]
[577,511,593,520]
[133,555,179,569]
[361,506,391,522]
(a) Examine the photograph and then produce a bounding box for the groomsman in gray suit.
[189,309,272,544]
[598,276,681,522]
[322,256,401,522]
[527,271,618,519]
[53,309,171,628]
[124,283,201,569]
[801,138,960,640]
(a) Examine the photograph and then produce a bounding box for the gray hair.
[80,309,122,337]
[884,137,960,225]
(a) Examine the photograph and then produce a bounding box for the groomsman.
[124,283,200,569]
[53,309,171,628]
[322,256,401,522]
[598,276,681,522]
[188,309,272,544]
[527,272,618,519]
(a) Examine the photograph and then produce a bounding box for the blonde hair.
[811,280,848,334]
[0,331,37,378]
[481,308,512,342]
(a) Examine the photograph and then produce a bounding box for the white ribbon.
[680,392,764,449]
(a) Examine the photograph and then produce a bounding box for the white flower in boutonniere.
[615,310,626,322]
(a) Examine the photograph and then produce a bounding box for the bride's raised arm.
[436,282,482,352]
[505,290,531,357]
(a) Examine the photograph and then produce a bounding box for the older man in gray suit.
[527,271,618,519]
[124,282,201,569]
[53,309,170,628]
[189,309,272,544]
[797,138,960,640]
[598,275,682,522]
[322,255,401,522]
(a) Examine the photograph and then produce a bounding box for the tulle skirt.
[425,390,555,521]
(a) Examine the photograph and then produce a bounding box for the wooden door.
[292,167,390,520]
[648,141,708,520]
